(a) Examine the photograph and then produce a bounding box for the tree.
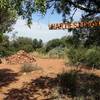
[1,0,100,26]
[45,39,63,52]
[5,0,100,21]
[32,39,43,50]
[72,16,100,47]
[0,0,100,42]
[12,37,33,52]
[38,39,43,48]
[0,0,16,42]
[61,36,80,48]
[0,36,11,57]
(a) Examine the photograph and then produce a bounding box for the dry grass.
[20,63,42,73]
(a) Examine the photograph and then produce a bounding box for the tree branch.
[69,0,100,14]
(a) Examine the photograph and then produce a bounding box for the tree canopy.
[0,0,100,42]
[1,0,100,23]
[0,0,17,41]
[72,16,100,47]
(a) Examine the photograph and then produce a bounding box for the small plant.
[20,63,42,73]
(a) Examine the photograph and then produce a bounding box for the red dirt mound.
[4,50,36,64]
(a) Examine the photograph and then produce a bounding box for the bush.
[20,63,42,73]
[67,47,86,65]
[84,48,100,68]
[36,47,46,54]
[45,39,63,52]
[67,47,100,68]
[48,47,65,58]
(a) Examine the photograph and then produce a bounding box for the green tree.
[32,39,43,50]
[12,37,33,52]
[8,0,100,21]
[1,0,100,29]
[61,36,80,48]
[0,36,11,57]
[0,0,100,43]
[0,0,17,42]
[0,0,100,40]
[45,39,63,52]
[72,16,100,47]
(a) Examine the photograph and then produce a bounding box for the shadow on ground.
[0,69,18,88]
[4,70,100,100]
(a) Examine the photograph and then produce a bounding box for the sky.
[8,9,82,42]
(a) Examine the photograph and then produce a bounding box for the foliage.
[36,47,46,54]
[32,39,43,51]
[48,47,65,58]
[11,37,33,52]
[67,47,86,65]
[0,36,44,57]
[67,47,100,68]
[45,39,64,52]
[84,47,100,68]
[0,0,100,42]
[0,0,100,43]
[61,36,81,48]
[1,0,99,22]
[20,63,41,73]
[45,0,100,21]
[72,16,100,47]
[0,1,17,42]
[0,36,11,57]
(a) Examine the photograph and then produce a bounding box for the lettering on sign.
[48,21,100,30]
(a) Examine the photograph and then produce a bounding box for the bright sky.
[8,9,82,42]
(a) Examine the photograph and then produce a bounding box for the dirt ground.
[0,57,100,100]
[0,58,65,100]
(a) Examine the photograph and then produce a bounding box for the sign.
[48,21,100,30]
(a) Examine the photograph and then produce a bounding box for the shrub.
[48,47,65,58]
[36,47,46,54]
[84,48,100,68]
[67,47,100,68]
[20,63,42,73]
[45,39,62,52]
[67,47,86,65]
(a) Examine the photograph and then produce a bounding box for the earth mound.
[4,50,36,64]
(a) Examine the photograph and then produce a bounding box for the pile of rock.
[5,50,36,64]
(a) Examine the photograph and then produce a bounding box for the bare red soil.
[0,58,65,100]
[0,57,100,100]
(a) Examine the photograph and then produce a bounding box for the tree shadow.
[58,70,100,99]
[4,76,58,100]
[4,71,100,100]
[0,69,18,88]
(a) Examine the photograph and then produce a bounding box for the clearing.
[0,56,100,100]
